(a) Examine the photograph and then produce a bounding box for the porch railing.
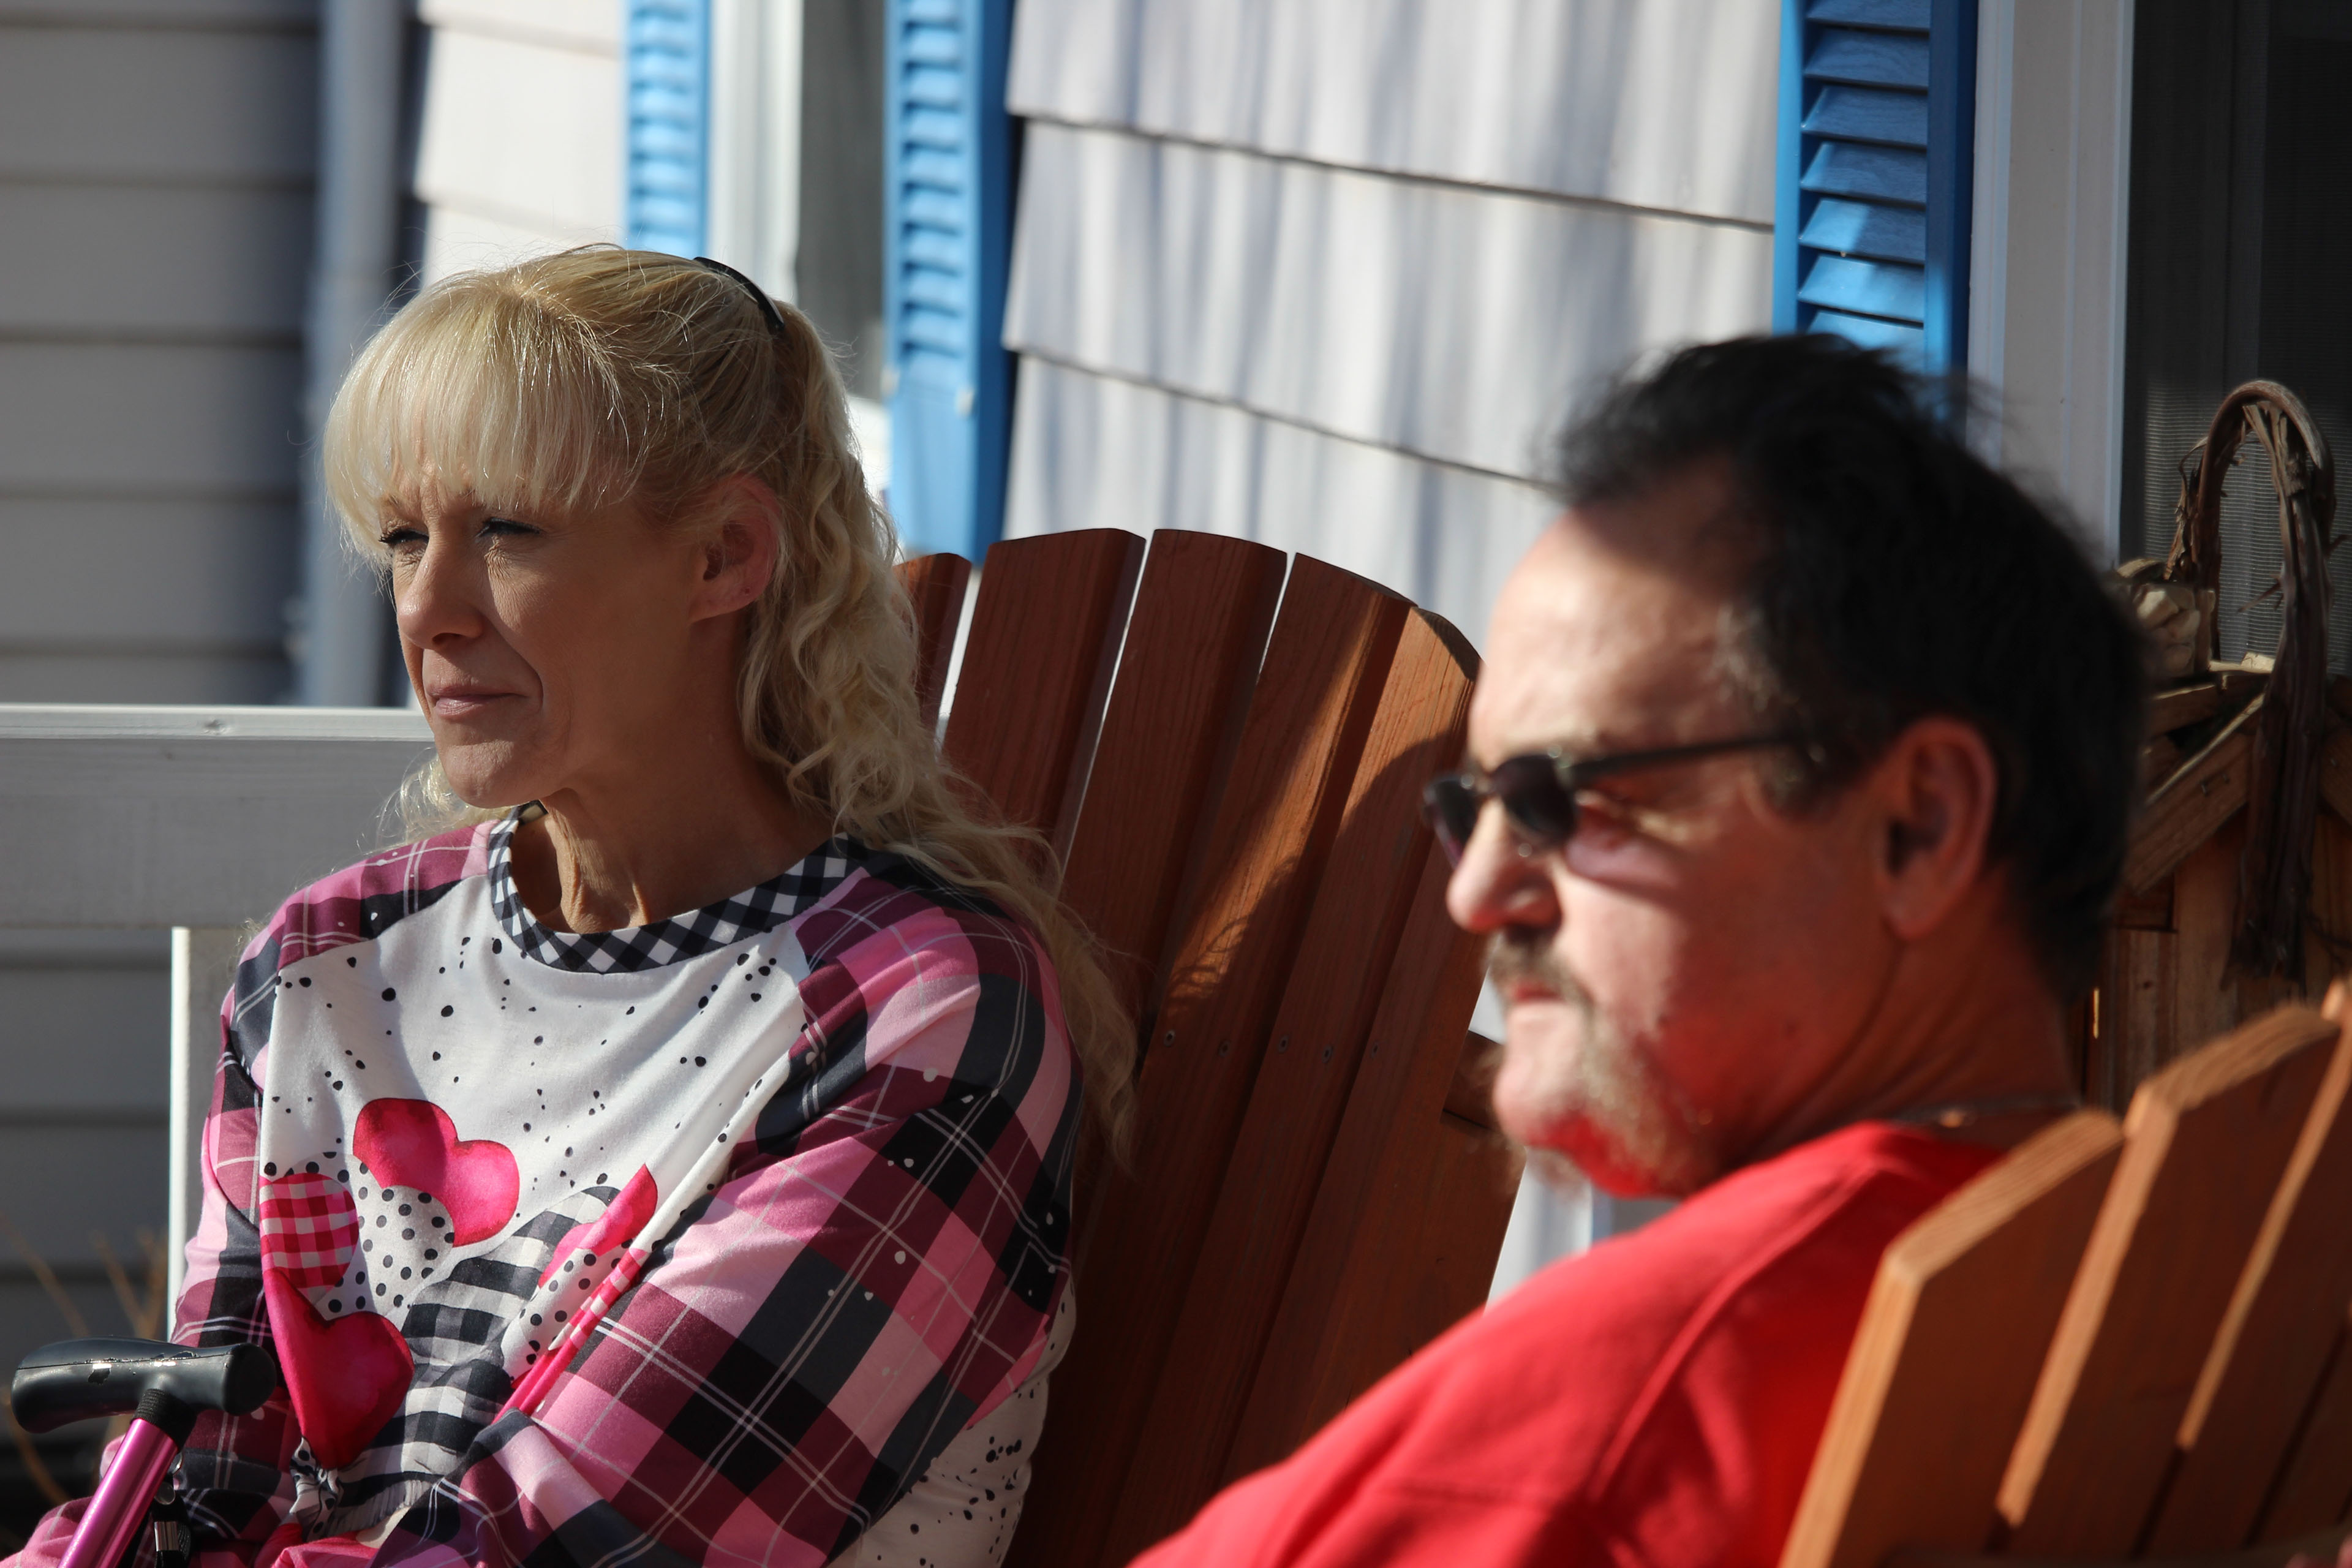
[0,704,433,1302]
[0,702,1594,1319]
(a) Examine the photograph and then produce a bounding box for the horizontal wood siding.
[1006,0,1779,223]
[1003,0,1774,654]
[0,2,318,1472]
[413,0,622,282]
[1005,122,1774,483]
[1005,360,1552,649]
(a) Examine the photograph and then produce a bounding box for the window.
[2122,0,2352,669]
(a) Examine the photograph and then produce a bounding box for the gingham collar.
[486,809,869,973]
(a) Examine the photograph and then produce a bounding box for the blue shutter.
[625,0,709,255]
[884,0,1015,558]
[1774,0,1976,374]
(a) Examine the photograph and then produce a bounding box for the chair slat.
[2146,1020,2352,1553]
[1401,1101,1525,1341]
[1058,530,1287,1020]
[1998,1008,2340,1557]
[895,551,971,731]
[1106,609,1477,1555]
[1777,1112,2124,1568]
[1007,556,1411,1568]
[941,529,1143,842]
[1227,862,1505,1480]
[2258,1308,2352,1541]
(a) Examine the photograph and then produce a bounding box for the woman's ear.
[1868,715,2000,941]
[685,475,782,623]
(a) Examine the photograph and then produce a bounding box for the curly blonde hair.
[322,246,1133,1147]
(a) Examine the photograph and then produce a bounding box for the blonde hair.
[323,246,1133,1148]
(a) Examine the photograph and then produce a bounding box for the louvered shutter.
[1774,0,1977,373]
[625,0,709,256]
[884,0,1016,557]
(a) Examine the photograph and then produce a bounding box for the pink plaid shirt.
[13,816,1079,1568]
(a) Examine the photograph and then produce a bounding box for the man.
[1133,335,2145,1566]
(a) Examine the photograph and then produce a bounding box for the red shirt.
[1133,1122,2000,1568]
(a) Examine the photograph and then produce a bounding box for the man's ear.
[1868,715,2000,941]
[685,475,782,623]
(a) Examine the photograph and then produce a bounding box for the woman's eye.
[481,516,537,538]
[379,525,424,550]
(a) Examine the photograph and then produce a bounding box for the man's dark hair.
[1551,334,2146,999]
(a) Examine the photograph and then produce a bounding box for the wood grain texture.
[2147,670,2268,738]
[2126,703,2258,895]
[2113,875,2177,931]
[1106,609,1477,1556]
[1997,1007,2341,1558]
[895,552,971,731]
[1445,1028,1503,1131]
[1779,1112,2125,1568]
[1414,1109,1525,1331]
[2149,1019,2352,1552]
[1228,850,1503,1479]
[2309,813,2352,995]
[2150,680,2227,736]
[941,530,1142,842]
[2321,727,2352,831]
[1057,530,1287,1021]
[2259,1311,2352,1541]
[2103,928,2176,1112]
[2174,822,2248,1071]
[1006,556,1410,1568]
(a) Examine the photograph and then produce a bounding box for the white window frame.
[707,0,805,303]
[1969,0,2137,565]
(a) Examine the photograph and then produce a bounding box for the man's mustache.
[1487,928,1588,1004]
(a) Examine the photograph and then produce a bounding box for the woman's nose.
[394,531,486,647]
[1444,806,1561,935]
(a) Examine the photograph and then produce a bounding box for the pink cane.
[15,1339,277,1568]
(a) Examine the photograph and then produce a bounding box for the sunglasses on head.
[1420,733,1807,865]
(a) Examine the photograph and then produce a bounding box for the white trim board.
[0,704,432,929]
[1969,0,2136,564]
[706,0,804,302]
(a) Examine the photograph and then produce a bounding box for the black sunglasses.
[1421,733,1807,864]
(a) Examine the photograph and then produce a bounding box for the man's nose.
[1444,807,1561,933]
[394,531,484,649]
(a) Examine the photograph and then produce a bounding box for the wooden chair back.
[895,529,1523,1566]
[1782,1003,2352,1567]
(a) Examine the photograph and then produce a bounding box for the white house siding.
[1000,0,1776,647]
[0,0,318,1502]
[1011,358,1552,654]
[1001,0,1776,1289]
[412,0,623,285]
[0,4,314,704]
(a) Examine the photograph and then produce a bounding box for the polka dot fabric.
[58,810,1084,1568]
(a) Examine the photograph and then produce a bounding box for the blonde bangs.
[333,244,1136,1151]
[323,273,643,554]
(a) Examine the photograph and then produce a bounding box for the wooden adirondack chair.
[1781,997,2352,1568]
[894,528,1526,1566]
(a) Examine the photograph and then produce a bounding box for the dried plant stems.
[0,1208,87,1340]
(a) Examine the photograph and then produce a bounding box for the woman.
[19,249,1126,1568]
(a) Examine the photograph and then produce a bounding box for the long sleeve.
[303,893,1079,1568]
[4,841,1079,1568]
